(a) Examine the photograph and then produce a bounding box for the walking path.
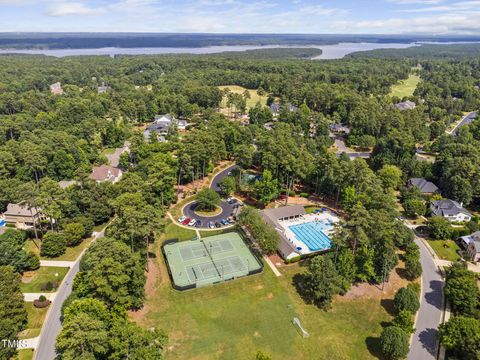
[39,260,75,267]
[263,255,282,277]
[18,337,39,350]
[23,293,56,302]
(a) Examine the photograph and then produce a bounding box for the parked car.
[195,220,202,228]
[178,216,186,223]
[221,219,229,226]
[215,222,221,228]
[182,217,191,225]
[227,197,237,205]
[188,219,197,226]
[227,216,235,223]
[208,221,215,229]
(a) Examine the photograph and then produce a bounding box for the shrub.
[300,192,309,198]
[380,326,409,360]
[392,310,415,334]
[26,252,40,271]
[40,231,67,258]
[33,297,51,308]
[394,286,420,314]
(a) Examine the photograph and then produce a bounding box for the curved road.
[408,234,444,360]
[34,228,106,360]
[182,164,239,228]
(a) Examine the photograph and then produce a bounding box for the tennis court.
[163,232,263,290]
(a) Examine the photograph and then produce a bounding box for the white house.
[88,165,123,184]
[430,199,472,222]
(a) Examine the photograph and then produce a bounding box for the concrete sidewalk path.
[40,260,75,267]
[23,293,56,302]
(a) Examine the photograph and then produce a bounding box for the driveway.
[181,164,239,229]
[408,235,444,360]
[448,111,477,136]
[34,228,106,360]
[106,141,130,167]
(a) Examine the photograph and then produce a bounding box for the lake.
[0,42,417,59]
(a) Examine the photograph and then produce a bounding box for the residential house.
[407,178,439,194]
[3,202,43,227]
[395,100,416,111]
[50,82,64,95]
[329,124,351,136]
[430,199,472,222]
[144,114,184,141]
[270,103,298,117]
[88,165,123,184]
[97,82,111,94]
[461,231,480,262]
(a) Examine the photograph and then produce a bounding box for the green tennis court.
[163,232,263,290]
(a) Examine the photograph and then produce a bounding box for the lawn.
[24,237,94,261]
[135,251,391,359]
[199,227,238,238]
[427,239,461,261]
[18,303,49,340]
[20,267,68,293]
[163,220,196,242]
[101,148,116,156]
[218,85,266,110]
[390,74,421,98]
[14,349,34,360]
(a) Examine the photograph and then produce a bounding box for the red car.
[182,217,191,225]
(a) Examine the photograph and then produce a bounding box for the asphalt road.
[450,111,477,136]
[181,164,239,229]
[407,235,444,360]
[34,228,106,360]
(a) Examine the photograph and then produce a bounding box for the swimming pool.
[289,221,333,252]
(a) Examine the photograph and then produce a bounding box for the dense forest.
[1,44,480,358]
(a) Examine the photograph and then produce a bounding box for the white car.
[208,221,215,229]
[188,219,197,226]
[178,216,186,223]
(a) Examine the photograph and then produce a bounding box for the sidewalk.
[18,337,39,349]
[23,293,56,302]
[39,260,75,267]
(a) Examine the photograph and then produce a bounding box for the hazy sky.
[1,0,479,34]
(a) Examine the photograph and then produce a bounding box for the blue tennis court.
[289,221,333,251]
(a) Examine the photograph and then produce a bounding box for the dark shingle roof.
[430,199,471,217]
[408,178,439,193]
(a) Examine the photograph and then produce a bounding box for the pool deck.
[278,212,339,256]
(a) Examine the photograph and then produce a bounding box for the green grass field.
[24,237,94,261]
[390,74,421,98]
[427,239,461,262]
[137,229,391,360]
[20,267,68,293]
[218,85,266,110]
[18,303,49,340]
[163,220,197,242]
[14,349,34,360]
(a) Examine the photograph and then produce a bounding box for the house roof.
[430,199,471,217]
[270,104,280,113]
[88,165,121,182]
[330,124,351,134]
[408,178,439,193]
[262,205,306,222]
[5,202,40,217]
[154,114,174,123]
[146,122,169,131]
[395,100,416,111]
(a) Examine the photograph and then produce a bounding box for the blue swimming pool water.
[289,221,333,251]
